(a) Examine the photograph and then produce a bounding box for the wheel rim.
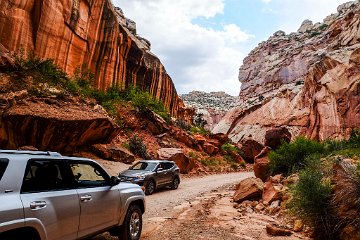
[129,211,141,238]
[147,181,154,194]
[173,178,179,188]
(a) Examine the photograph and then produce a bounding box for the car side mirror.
[156,168,163,172]
[110,176,121,186]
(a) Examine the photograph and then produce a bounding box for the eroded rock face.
[213,2,360,143]
[0,0,184,116]
[0,99,120,153]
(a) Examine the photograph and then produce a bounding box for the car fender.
[118,186,145,225]
[0,219,25,233]
[24,218,48,240]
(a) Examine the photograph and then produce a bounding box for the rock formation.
[213,1,360,143]
[0,0,184,116]
[181,91,241,130]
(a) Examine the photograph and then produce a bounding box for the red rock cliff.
[0,0,184,116]
[213,1,360,143]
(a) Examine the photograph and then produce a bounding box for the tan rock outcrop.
[0,0,184,116]
[213,2,360,143]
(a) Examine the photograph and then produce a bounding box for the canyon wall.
[0,0,184,116]
[213,1,360,143]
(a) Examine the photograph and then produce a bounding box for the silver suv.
[0,150,145,240]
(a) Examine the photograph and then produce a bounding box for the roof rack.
[0,150,62,157]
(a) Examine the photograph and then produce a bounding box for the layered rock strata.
[0,0,184,116]
[213,1,360,143]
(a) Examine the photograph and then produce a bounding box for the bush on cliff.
[128,135,149,159]
[269,137,324,175]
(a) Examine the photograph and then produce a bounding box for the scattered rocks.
[262,181,283,205]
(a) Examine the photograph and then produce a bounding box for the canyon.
[213,1,360,144]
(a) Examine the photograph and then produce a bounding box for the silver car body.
[0,150,145,240]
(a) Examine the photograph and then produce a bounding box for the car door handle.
[30,201,47,210]
[80,195,92,202]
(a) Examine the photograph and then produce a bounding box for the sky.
[113,0,350,96]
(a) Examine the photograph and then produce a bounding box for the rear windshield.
[0,158,9,181]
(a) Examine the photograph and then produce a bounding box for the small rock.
[293,219,304,232]
[266,224,293,236]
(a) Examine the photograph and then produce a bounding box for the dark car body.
[119,160,180,195]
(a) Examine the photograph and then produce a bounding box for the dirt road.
[143,171,254,220]
[93,171,253,239]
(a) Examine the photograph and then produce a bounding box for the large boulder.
[264,127,291,150]
[239,140,264,163]
[157,148,201,174]
[0,99,120,153]
[253,147,272,181]
[233,177,264,203]
[92,144,135,163]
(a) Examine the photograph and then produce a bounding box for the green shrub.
[288,155,333,239]
[190,126,210,136]
[201,157,221,167]
[193,113,207,128]
[175,119,191,131]
[269,137,325,175]
[221,143,239,153]
[129,135,149,159]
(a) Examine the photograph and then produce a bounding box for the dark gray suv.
[119,160,180,195]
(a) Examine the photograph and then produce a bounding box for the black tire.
[118,205,143,240]
[171,177,180,190]
[145,180,155,195]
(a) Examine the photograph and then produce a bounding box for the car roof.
[139,160,174,163]
[0,150,93,162]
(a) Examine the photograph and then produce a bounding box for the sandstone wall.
[213,1,360,143]
[0,0,184,116]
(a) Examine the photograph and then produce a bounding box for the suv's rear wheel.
[118,204,142,240]
[145,180,155,195]
[171,177,180,190]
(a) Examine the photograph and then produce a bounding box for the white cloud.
[113,0,350,96]
[114,0,252,96]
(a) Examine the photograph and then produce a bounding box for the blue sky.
[114,0,350,95]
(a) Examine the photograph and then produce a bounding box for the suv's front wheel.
[118,204,142,240]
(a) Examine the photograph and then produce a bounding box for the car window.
[21,160,74,193]
[130,162,157,171]
[162,162,174,170]
[0,158,9,182]
[69,162,109,188]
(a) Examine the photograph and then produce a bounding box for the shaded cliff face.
[0,0,184,116]
[213,1,360,143]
